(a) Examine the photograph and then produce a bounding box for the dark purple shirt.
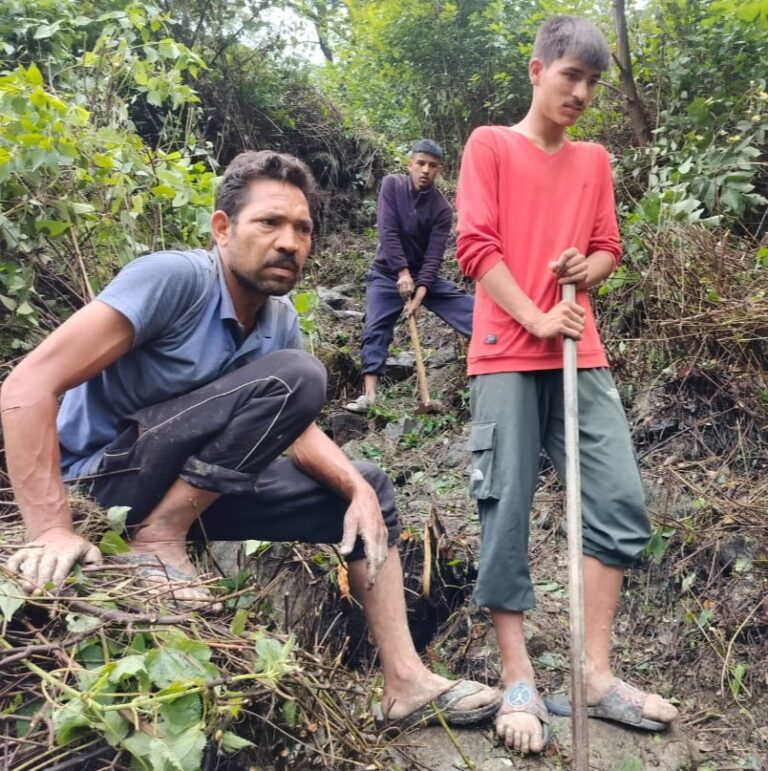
[372,174,453,290]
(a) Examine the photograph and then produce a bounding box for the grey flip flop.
[544,679,670,732]
[116,552,220,611]
[375,679,501,729]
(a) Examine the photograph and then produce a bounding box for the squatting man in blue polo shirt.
[344,139,474,413]
[1,150,500,727]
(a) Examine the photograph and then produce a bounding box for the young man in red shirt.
[456,15,678,754]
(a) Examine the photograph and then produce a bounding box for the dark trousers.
[86,350,400,562]
[360,269,474,375]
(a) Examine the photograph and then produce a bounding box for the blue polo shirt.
[58,248,301,479]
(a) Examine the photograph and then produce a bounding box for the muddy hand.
[6,527,102,593]
[337,488,389,587]
[397,272,415,300]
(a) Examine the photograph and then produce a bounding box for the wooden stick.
[562,282,590,769]
[406,306,431,406]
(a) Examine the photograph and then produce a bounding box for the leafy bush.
[619,1,767,232]
[0,0,215,352]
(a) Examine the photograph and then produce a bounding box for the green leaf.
[147,90,164,107]
[230,608,248,636]
[169,634,214,666]
[161,724,206,771]
[99,530,130,555]
[149,738,184,771]
[254,635,294,678]
[35,220,70,236]
[65,612,101,634]
[0,578,25,623]
[52,699,91,745]
[646,527,675,562]
[34,23,59,40]
[158,39,180,60]
[282,699,298,727]
[106,505,131,533]
[25,63,44,86]
[220,731,254,752]
[93,153,114,169]
[147,638,217,687]
[730,663,746,698]
[243,539,270,556]
[102,709,130,746]
[16,300,36,318]
[148,648,191,688]
[151,183,176,199]
[68,202,96,215]
[110,654,148,683]
[122,731,152,761]
[159,694,202,736]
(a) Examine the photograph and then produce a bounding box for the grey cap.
[409,139,443,160]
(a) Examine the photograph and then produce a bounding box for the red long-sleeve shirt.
[456,126,621,375]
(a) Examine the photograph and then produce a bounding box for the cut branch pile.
[0,502,401,771]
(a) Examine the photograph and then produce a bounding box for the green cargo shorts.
[469,368,650,612]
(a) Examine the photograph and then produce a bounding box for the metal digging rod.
[562,281,590,769]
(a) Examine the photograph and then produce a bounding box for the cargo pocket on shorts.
[468,422,499,500]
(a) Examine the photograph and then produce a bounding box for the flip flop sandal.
[544,679,670,732]
[374,679,501,729]
[497,681,551,752]
[116,552,221,611]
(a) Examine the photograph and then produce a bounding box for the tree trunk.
[612,0,652,146]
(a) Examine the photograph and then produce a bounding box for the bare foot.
[496,681,549,754]
[128,538,196,575]
[642,691,679,724]
[124,538,218,610]
[587,676,679,726]
[382,672,498,722]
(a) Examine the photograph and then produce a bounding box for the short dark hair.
[533,15,611,73]
[409,139,444,161]
[214,150,318,220]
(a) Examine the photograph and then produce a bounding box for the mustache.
[263,251,300,272]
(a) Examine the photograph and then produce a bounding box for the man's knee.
[261,349,327,416]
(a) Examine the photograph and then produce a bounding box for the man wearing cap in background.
[345,139,474,413]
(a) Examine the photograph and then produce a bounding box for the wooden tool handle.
[407,310,431,405]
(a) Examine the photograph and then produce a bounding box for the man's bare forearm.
[583,250,616,289]
[1,384,72,539]
[479,261,548,334]
[287,422,371,500]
